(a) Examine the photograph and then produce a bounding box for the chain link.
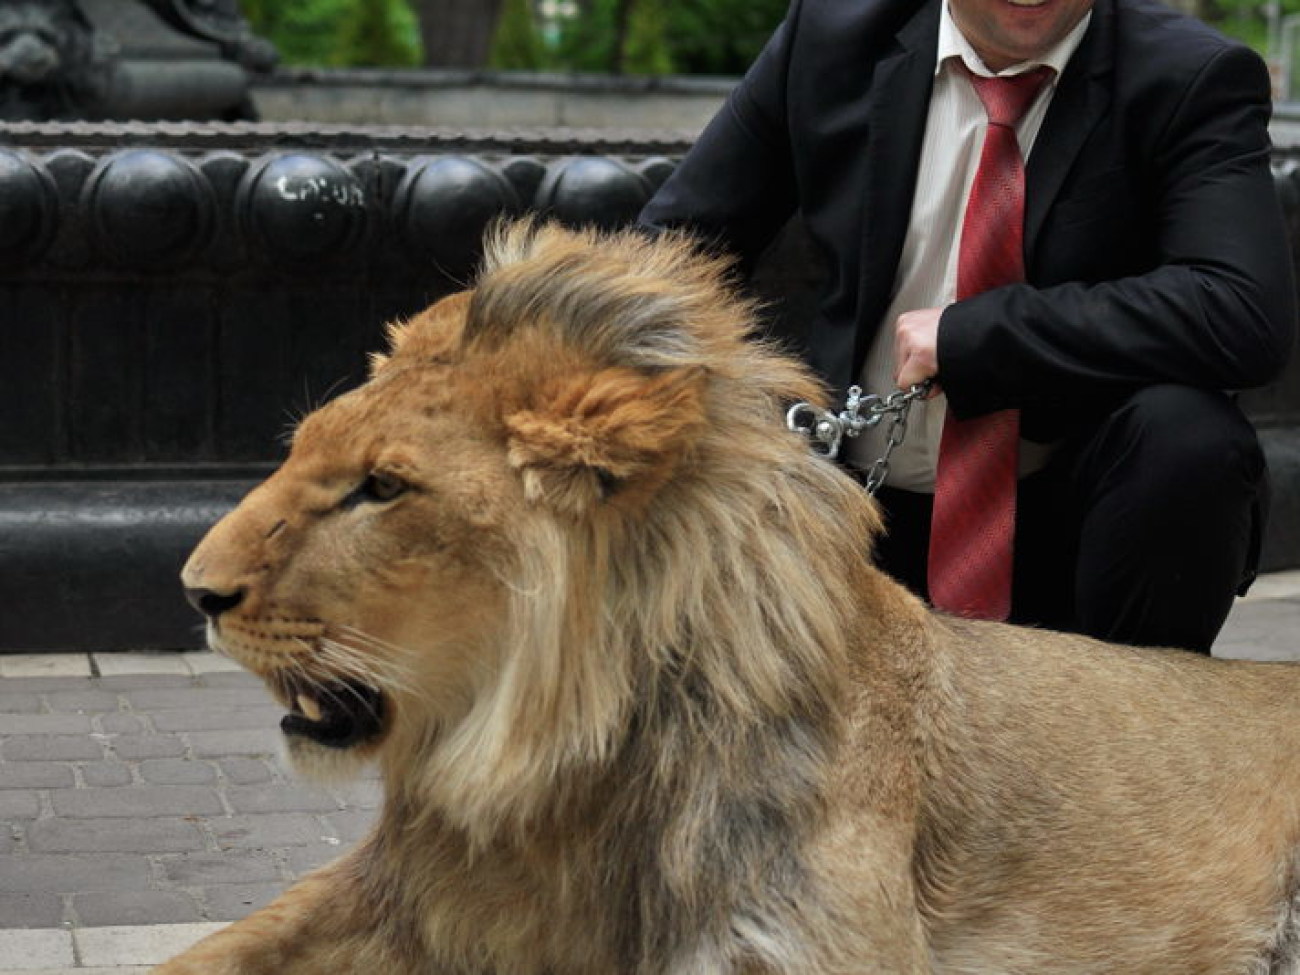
[786,381,933,495]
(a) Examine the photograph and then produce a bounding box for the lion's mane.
[364,222,886,972]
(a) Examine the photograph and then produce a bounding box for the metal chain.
[786,381,933,494]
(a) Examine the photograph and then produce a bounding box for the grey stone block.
[74,890,203,927]
[0,762,75,789]
[161,850,281,887]
[226,784,340,814]
[0,792,40,820]
[202,882,282,921]
[210,813,324,850]
[45,691,122,714]
[27,818,207,854]
[0,891,64,927]
[139,758,217,785]
[285,843,344,877]
[0,714,92,735]
[0,695,43,715]
[52,786,221,819]
[79,762,132,788]
[126,688,267,711]
[198,672,265,689]
[97,713,146,735]
[0,854,152,893]
[185,729,281,758]
[322,810,377,844]
[217,758,276,785]
[4,736,103,762]
[96,674,193,690]
[152,708,281,733]
[108,735,187,760]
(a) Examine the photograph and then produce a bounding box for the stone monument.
[0,0,274,121]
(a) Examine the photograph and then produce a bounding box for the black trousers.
[866,385,1268,654]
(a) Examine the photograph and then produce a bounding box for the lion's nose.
[184,586,245,619]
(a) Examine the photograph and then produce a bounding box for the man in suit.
[639,0,1297,652]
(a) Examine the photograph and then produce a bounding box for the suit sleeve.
[636,3,801,271]
[939,44,1298,419]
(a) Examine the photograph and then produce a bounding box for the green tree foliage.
[490,0,547,70]
[548,0,675,74]
[662,0,788,76]
[338,0,423,66]
[242,0,423,67]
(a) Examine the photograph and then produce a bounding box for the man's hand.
[893,307,943,392]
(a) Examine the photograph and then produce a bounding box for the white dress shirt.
[845,3,1092,491]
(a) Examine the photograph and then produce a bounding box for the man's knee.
[1081,385,1264,500]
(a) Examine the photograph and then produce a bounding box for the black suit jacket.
[639,0,1297,441]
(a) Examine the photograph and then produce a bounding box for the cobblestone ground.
[0,652,379,971]
[0,571,1295,972]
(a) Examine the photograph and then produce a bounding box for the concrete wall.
[251,69,734,134]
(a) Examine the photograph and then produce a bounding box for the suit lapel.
[1024,0,1115,251]
[854,0,941,374]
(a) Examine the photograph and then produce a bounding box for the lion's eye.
[346,471,408,507]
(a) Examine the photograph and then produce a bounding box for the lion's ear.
[505,366,707,513]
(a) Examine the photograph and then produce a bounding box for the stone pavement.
[0,571,1296,974]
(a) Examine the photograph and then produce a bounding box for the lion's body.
[159,223,1300,975]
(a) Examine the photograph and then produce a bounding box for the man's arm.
[937,44,1297,419]
[637,2,801,271]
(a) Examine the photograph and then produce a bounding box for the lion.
[158,220,1300,975]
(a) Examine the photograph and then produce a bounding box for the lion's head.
[182,221,880,839]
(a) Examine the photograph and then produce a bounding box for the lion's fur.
[161,221,1300,975]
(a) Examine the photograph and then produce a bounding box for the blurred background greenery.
[239,0,1293,82]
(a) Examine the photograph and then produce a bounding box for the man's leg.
[1065,385,1267,653]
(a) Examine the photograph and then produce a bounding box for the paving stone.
[51,786,221,819]
[201,882,282,921]
[75,921,229,967]
[95,674,193,691]
[210,813,324,850]
[217,758,276,785]
[107,736,186,760]
[0,764,74,790]
[0,716,91,736]
[0,793,39,820]
[152,708,282,733]
[160,850,281,887]
[0,854,151,894]
[0,678,94,694]
[185,729,281,758]
[26,819,206,855]
[78,763,131,788]
[95,714,144,735]
[330,779,383,810]
[10,968,151,974]
[0,655,91,679]
[138,759,216,786]
[43,691,120,714]
[285,842,344,876]
[74,890,202,927]
[3,737,102,763]
[92,654,190,678]
[226,783,340,814]
[0,893,64,928]
[196,672,265,689]
[180,653,243,675]
[0,928,73,967]
[0,697,42,716]
[125,688,265,711]
[322,809,378,844]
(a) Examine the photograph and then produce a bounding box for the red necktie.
[928,66,1051,621]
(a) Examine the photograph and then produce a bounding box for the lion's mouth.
[278,677,386,749]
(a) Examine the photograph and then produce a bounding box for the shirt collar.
[936,1,1092,79]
